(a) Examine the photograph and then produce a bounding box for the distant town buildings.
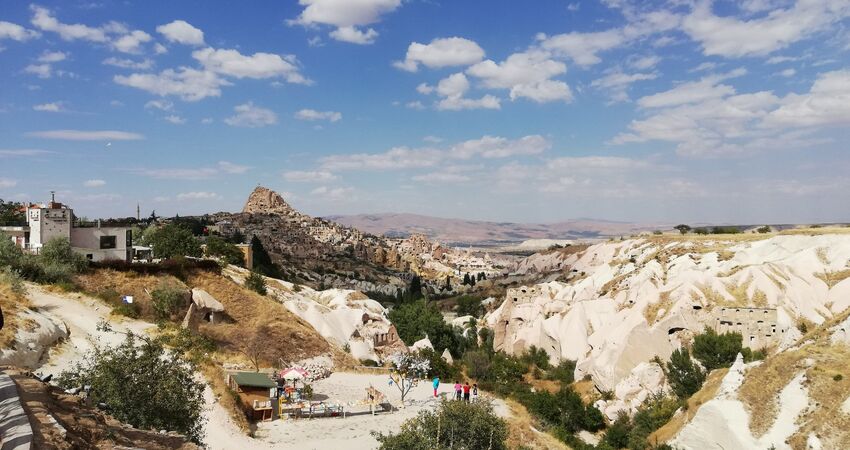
[0,196,132,262]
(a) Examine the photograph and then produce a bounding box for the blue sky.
[1,0,849,224]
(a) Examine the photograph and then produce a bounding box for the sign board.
[122,296,134,304]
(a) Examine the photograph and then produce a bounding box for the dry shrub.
[503,398,570,450]
[74,269,184,319]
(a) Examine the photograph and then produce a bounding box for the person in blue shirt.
[432,376,440,397]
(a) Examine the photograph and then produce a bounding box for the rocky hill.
[213,187,506,293]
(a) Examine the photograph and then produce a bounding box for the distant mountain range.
[326,213,669,245]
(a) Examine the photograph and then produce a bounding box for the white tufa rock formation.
[486,235,850,391]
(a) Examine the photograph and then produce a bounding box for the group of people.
[432,377,478,402]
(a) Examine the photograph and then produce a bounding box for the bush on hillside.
[374,399,508,450]
[692,327,742,371]
[546,359,577,384]
[521,345,551,370]
[151,279,188,319]
[0,237,88,283]
[388,298,459,354]
[666,347,706,399]
[57,330,205,443]
[244,271,267,295]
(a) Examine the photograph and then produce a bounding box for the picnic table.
[280,400,345,419]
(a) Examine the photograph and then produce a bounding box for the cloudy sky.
[1,0,849,224]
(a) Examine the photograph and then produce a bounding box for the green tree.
[455,295,484,317]
[407,275,423,301]
[148,224,202,259]
[692,327,742,371]
[463,350,492,380]
[38,237,89,283]
[375,399,508,450]
[205,236,244,266]
[250,235,281,278]
[57,328,205,443]
[666,348,706,399]
[388,299,458,354]
[245,271,267,295]
[757,226,771,234]
[674,224,691,235]
[546,359,576,384]
[0,199,25,226]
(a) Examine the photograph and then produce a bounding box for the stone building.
[713,306,781,349]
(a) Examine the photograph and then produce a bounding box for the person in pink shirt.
[454,382,462,400]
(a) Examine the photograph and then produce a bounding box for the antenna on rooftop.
[50,190,55,204]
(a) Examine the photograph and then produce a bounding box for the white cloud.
[682,0,850,58]
[612,70,850,157]
[329,26,378,45]
[290,0,402,44]
[0,178,17,188]
[766,55,799,64]
[394,37,485,72]
[30,5,152,54]
[112,30,151,53]
[636,69,745,109]
[310,185,354,200]
[144,99,173,111]
[136,162,247,179]
[779,68,796,77]
[30,5,107,42]
[764,70,850,128]
[192,47,310,84]
[200,117,213,124]
[33,102,64,112]
[156,20,204,46]
[423,135,442,143]
[629,54,660,70]
[38,50,67,63]
[421,73,501,111]
[26,130,143,141]
[0,149,53,158]
[466,50,572,103]
[114,67,231,101]
[224,102,277,127]
[25,63,52,78]
[540,29,624,66]
[176,191,220,200]
[295,109,342,122]
[164,114,186,124]
[412,172,471,184]
[84,179,106,187]
[217,161,250,174]
[320,134,548,171]
[405,101,425,110]
[103,57,153,70]
[283,170,337,182]
[154,42,167,54]
[0,21,40,41]
[591,71,658,102]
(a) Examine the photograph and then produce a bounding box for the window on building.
[100,235,117,249]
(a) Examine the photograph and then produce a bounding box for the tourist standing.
[432,376,440,397]
[454,381,462,400]
[472,383,479,402]
[463,382,471,402]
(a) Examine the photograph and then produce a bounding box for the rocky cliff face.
[242,186,298,216]
[485,233,850,392]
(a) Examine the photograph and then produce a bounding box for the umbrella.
[280,367,309,381]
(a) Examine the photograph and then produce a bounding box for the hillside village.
[1,187,850,449]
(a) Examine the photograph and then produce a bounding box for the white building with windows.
[1,198,132,262]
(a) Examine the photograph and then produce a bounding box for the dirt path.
[23,284,265,449]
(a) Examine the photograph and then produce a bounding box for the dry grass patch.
[816,269,850,289]
[650,368,728,444]
[643,290,674,325]
[0,281,31,348]
[573,379,598,403]
[788,345,850,449]
[189,272,333,365]
[724,278,753,305]
[199,361,250,433]
[74,269,183,318]
[503,398,570,450]
[738,349,805,436]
